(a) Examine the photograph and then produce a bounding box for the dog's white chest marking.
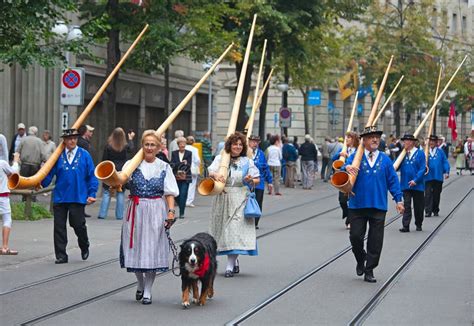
[185,243,200,279]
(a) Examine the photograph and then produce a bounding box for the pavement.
[1,171,472,325]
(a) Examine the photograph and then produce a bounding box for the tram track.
[2,191,336,297]
[225,176,463,325]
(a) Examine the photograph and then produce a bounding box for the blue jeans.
[176,181,190,217]
[98,188,125,220]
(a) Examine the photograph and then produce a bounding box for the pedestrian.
[98,128,135,220]
[168,130,184,157]
[9,123,26,161]
[344,126,404,283]
[464,137,473,175]
[332,131,359,228]
[266,135,282,195]
[170,137,192,219]
[453,140,465,175]
[77,125,94,153]
[248,135,273,229]
[41,129,98,264]
[120,130,178,305]
[438,136,449,158]
[196,131,213,172]
[299,134,318,190]
[0,132,8,162]
[17,126,44,202]
[397,134,426,232]
[425,135,450,217]
[41,130,56,161]
[320,138,330,180]
[208,132,260,277]
[282,138,298,188]
[157,135,170,163]
[0,153,20,255]
[293,136,302,183]
[185,135,201,207]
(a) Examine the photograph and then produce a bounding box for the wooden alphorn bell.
[95,43,235,189]
[8,25,150,190]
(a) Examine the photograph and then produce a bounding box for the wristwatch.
[168,209,176,214]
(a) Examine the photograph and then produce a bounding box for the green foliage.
[11,202,53,221]
[0,0,100,68]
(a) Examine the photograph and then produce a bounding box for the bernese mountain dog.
[179,232,217,308]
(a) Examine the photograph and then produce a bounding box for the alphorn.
[8,25,150,190]
[331,55,394,194]
[244,68,274,137]
[373,75,405,125]
[95,43,235,188]
[332,91,359,171]
[198,14,257,196]
[393,55,468,170]
[423,65,443,174]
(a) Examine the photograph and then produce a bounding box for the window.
[461,16,467,35]
[452,13,457,33]
[432,7,438,29]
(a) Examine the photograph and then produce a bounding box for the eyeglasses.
[143,143,158,148]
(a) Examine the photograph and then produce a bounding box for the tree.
[0,0,95,68]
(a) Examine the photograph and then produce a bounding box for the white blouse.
[266,145,282,166]
[123,159,179,197]
[0,161,19,193]
[208,155,259,177]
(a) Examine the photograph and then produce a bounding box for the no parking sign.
[60,68,85,106]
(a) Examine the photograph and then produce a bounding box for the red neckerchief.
[193,253,210,278]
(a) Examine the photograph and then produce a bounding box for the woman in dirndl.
[208,132,260,278]
[120,130,179,305]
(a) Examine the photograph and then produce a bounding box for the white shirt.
[364,149,380,168]
[429,147,437,157]
[0,134,8,162]
[266,145,282,166]
[0,160,19,193]
[347,147,356,156]
[185,145,201,174]
[406,147,417,160]
[64,146,78,164]
[14,134,25,153]
[464,142,472,156]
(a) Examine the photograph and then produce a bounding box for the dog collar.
[193,253,210,278]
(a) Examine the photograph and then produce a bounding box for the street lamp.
[202,62,219,144]
[276,83,289,136]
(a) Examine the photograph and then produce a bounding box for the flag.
[337,63,358,101]
[448,102,457,141]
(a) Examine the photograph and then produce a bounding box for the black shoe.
[142,296,152,305]
[255,225,259,230]
[85,213,91,218]
[356,262,365,276]
[136,290,144,301]
[179,215,184,219]
[55,257,68,264]
[399,227,410,233]
[433,212,439,217]
[224,270,234,278]
[233,265,240,274]
[416,226,422,231]
[425,213,432,217]
[81,249,89,261]
[364,271,376,283]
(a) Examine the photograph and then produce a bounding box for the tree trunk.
[164,63,171,143]
[282,62,289,136]
[394,100,402,136]
[235,61,254,132]
[302,86,310,135]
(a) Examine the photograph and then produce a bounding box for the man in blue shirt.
[42,129,98,264]
[398,134,426,232]
[424,135,450,217]
[345,126,404,283]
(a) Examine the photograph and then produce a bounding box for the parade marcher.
[9,123,26,161]
[168,130,184,158]
[397,134,426,232]
[344,126,403,283]
[77,125,94,153]
[0,153,20,255]
[425,135,450,217]
[248,135,273,229]
[0,133,8,162]
[282,138,298,188]
[208,132,260,277]
[266,135,282,195]
[185,136,201,207]
[41,129,98,264]
[453,140,465,175]
[98,128,135,220]
[170,137,192,219]
[464,137,473,175]
[120,130,178,305]
[299,134,318,190]
[41,130,56,161]
[332,131,359,228]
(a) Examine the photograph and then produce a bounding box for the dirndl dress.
[120,160,179,273]
[208,155,260,256]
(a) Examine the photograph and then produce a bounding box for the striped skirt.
[120,197,169,273]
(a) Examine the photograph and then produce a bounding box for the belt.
[0,193,9,197]
[126,195,162,248]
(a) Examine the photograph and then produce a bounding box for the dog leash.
[165,228,181,277]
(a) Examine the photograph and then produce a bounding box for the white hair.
[174,130,184,138]
[28,126,38,135]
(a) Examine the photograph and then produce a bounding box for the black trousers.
[425,180,443,215]
[320,157,329,179]
[402,190,424,228]
[349,208,386,272]
[338,192,349,222]
[53,203,89,260]
[254,188,264,227]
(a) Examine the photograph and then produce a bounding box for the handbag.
[244,189,261,219]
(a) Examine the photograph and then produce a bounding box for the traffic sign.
[308,90,322,106]
[60,68,85,106]
[279,107,291,128]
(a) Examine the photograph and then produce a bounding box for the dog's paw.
[192,298,198,304]
[182,301,190,309]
